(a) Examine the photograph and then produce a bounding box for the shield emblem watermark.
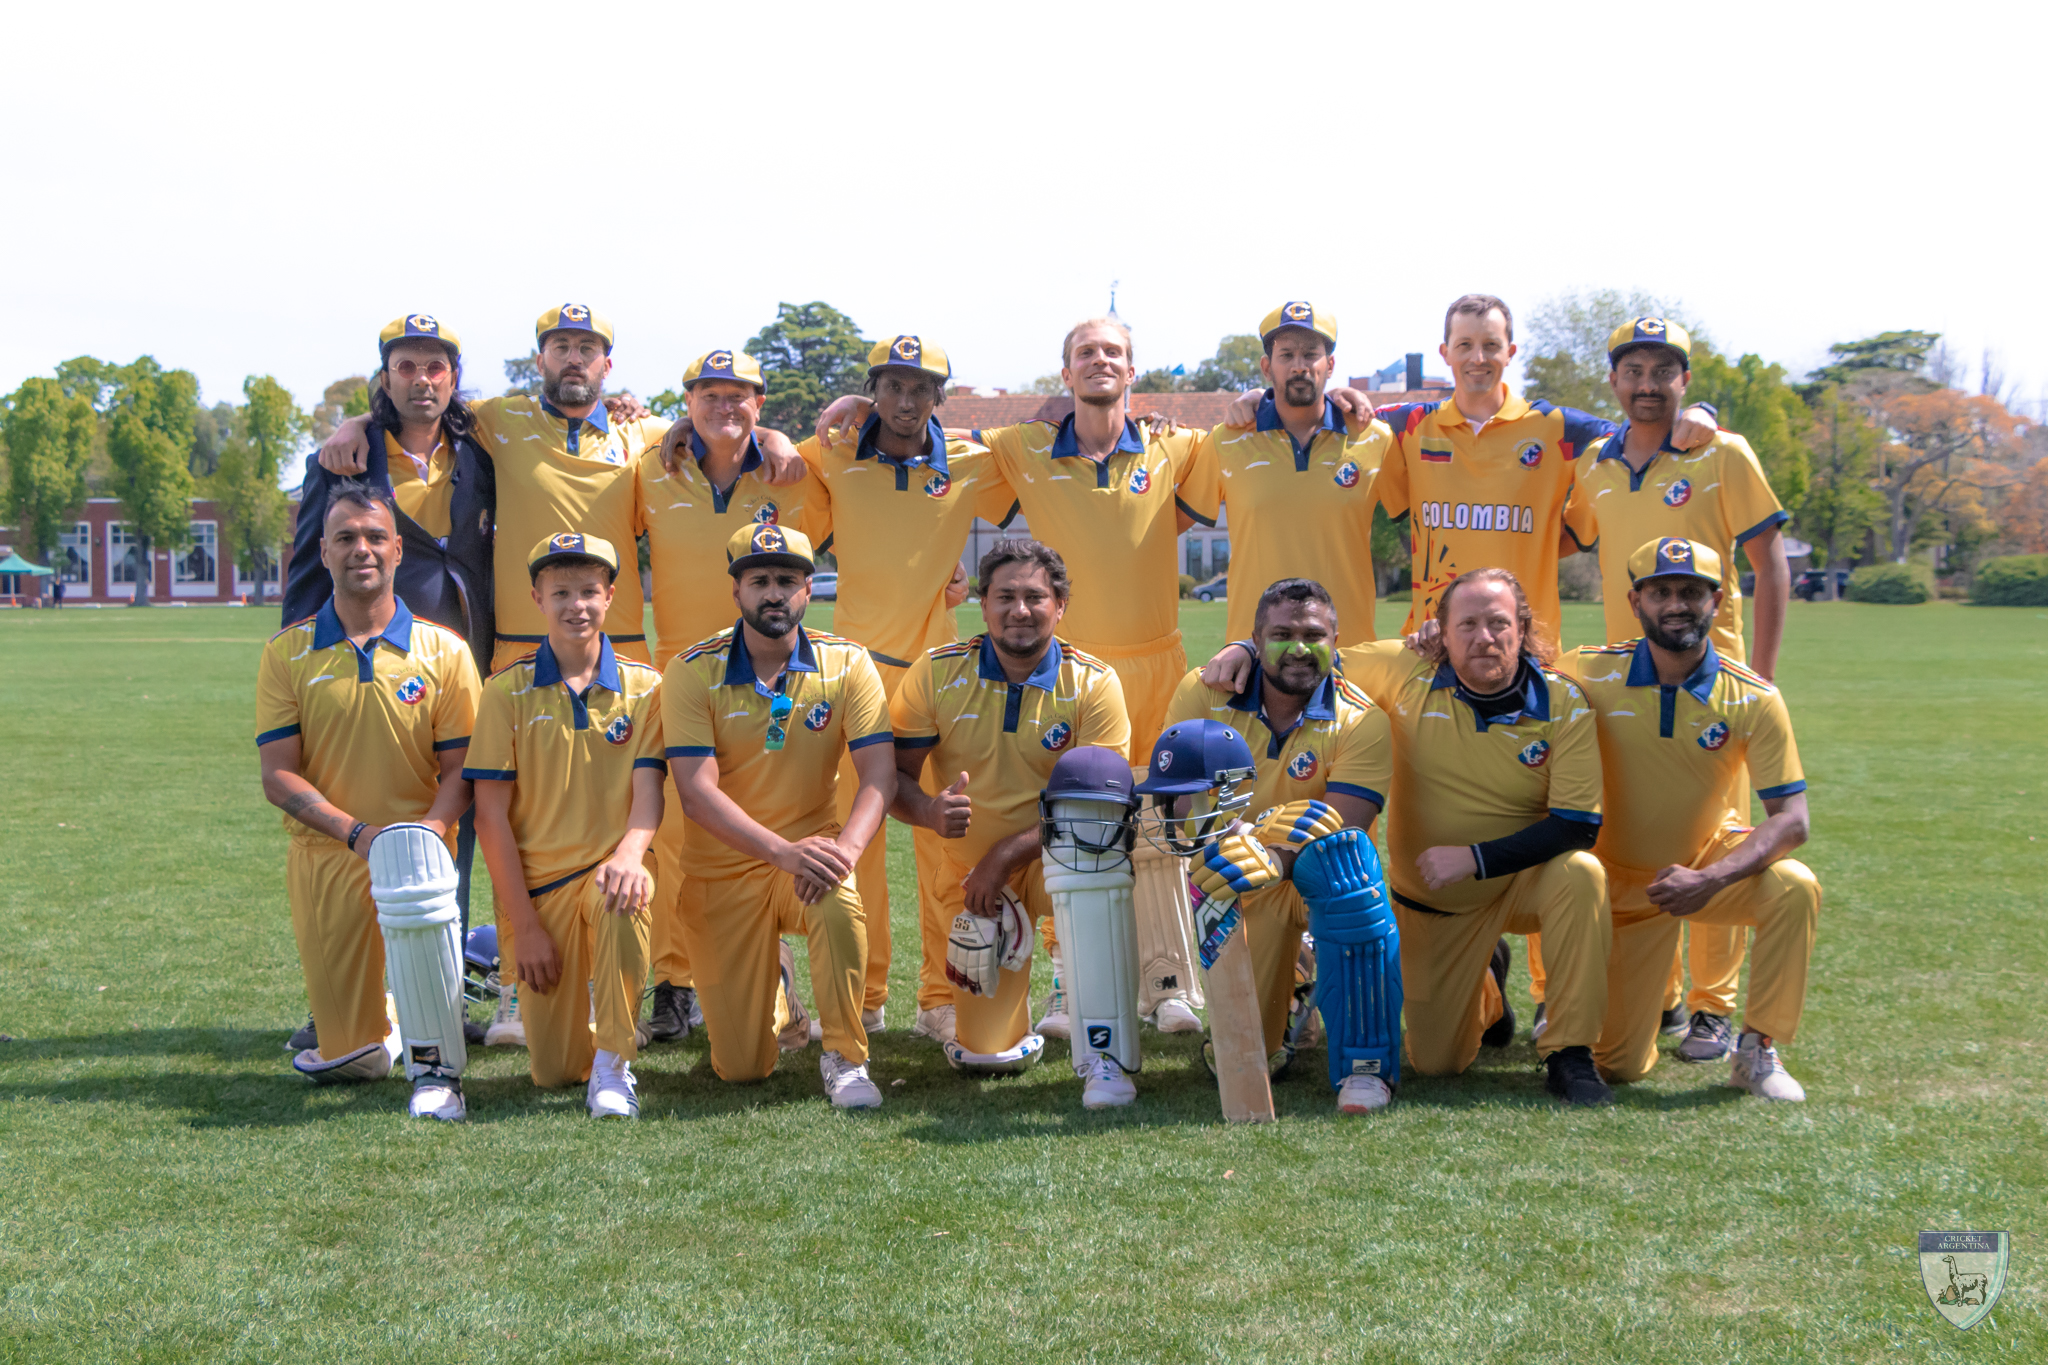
[1918,1231,2009,1329]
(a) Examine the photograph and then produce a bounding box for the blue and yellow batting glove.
[1192,830,1283,901]
[1249,799,1344,852]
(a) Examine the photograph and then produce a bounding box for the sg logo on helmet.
[604,714,634,745]
[1516,739,1550,768]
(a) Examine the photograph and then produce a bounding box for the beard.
[1282,376,1319,407]
[543,371,601,407]
[742,599,803,639]
[1642,609,1710,652]
[1263,662,1323,698]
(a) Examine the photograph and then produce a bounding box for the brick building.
[0,497,300,606]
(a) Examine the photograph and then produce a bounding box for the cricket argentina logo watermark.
[1919,1231,2008,1329]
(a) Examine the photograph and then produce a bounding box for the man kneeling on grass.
[467,534,665,1118]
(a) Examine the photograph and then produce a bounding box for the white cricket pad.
[1131,837,1204,1014]
[368,824,468,1080]
[1044,865,1142,1075]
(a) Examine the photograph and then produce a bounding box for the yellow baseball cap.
[867,335,951,382]
[379,313,460,358]
[726,522,815,577]
[1259,301,1338,347]
[535,303,614,351]
[527,531,620,579]
[682,349,766,391]
[1628,536,1723,588]
[1606,317,1692,368]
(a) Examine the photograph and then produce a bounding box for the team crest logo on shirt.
[604,714,634,745]
[395,676,426,705]
[1518,441,1544,468]
[1128,467,1152,495]
[803,701,833,732]
[1287,750,1319,781]
[1335,461,1361,489]
[753,502,779,526]
[1664,479,1693,507]
[925,471,952,498]
[1516,739,1550,768]
[1698,720,1730,751]
[1041,721,1074,752]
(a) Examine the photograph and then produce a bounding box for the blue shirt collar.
[722,622,820,693]
[540,396,610,435]
[854,413,950,476]
[531,634,621,693]
[1430,657,1550,728]
[1226,665,1339,725]
[311,596,414,653]
[1253,391,1349,437]
[1047,412,1146,459]
[975,633,1063,690]
[1625,638,1721,703]
[1595,421,1680,462]
[687,429,764,480]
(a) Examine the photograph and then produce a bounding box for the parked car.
[1192,574,1227,603]
[810,571,839,601]
[1793,569,1849,602]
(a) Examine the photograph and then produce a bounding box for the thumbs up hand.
[934,772,973,839]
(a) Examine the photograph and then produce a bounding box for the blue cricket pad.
[1291,828,1402,1090]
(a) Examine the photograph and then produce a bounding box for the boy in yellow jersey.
[1181,303,1395,648]
[466,534,665,1117]
[1158,577,1393,1113]
[664,524,896,1109]
[257,482,479,1102]
[795,336,1017,1043]
[1562,539,1818,1099]
[889,540,1130,1097]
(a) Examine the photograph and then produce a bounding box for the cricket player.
[1157,577,1397,1113]
[1181,303,1395,648]
[663,524,896,1109]
[1200,566,1614,1104]
[1564,539,1817,1099]
[257,480,480,1117]
[466,533,664,1117]
[888,539,1131,1100]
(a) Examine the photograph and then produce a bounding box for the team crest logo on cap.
[925,471,951,498]
[1335,461,1361,489]
[755,526,787,553]
[803,701,833,732]
[892,336,921,363]
[753,503,779,525]
[1698,720,1730,751]
[407,313,437,334]
[1516,739,1550,768]
[1283,301,1313,323]
[1638,317,1666,336]
[705,350,733,372]
[395,676,426,705]
[604,714,634,746]
[550,533,583,553]
[1663,479,1693,507]
[1287,750,1319,781]
[1041,721,1073,752]
[1660,539,1691,565]
[561,304,589,322]
[1518,441,1544,469]
[1128,467,1152,495]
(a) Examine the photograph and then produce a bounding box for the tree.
[503,351,542,397]
[1185,335,1263,393]
[1996,456,2048,553]
[310,376,370,443]
[105,357,199,605]
[2,378,97,578]
[213,375,303,605]
[745,302,870,434]
[1022,374,1066,395]
[1686,344,1812,515]
[189,400,235,477]
[54,356,123,413]
[1806,331,1940,388]
[1858,385,2020,563]
[1132,369,1183,393]
[1794,385,1886,584]
[1521,290,1690,420]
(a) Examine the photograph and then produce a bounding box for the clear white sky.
[5,1,2042,431]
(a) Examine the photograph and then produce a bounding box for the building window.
[109,523,146,584]
[1185,539,1205,579]
[1210,538,1230,575]
[58,523,90,583]
[177,521,217,584]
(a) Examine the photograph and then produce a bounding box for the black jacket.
[282,416,496,665]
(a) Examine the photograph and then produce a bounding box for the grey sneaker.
[641,981,696,1044]
[1728,1030,1805,1101]
[1659,1004,1690,1036]
[287,1014,317,1051]
[484,984,525,1047]
[1676,1010,1735,1063]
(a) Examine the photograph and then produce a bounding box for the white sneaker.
[292,1039,393,1084]
[1729,1031,1805,1102]
[1149,998,1203,1034]
[1336,1074,1393,1114]
[1077,1052,1137,1109]
[485,984,526,1047]
[587,1049,639,1118]
[820,1050,882,1109]
[1035,979,1070,1040]
[409,1074,466,1121]
[777,942,811,1052]
[913,1004,957,1046]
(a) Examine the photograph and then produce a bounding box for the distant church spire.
[1107,280,1123,325]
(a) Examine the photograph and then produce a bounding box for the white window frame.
[108,522,146,587]
[58,522,90,584]
[176,520,218,585]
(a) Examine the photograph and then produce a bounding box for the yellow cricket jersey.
[255,600,481,843]
[638,432,818,664]
[461,636,665,895]
[470,395,671,655]
[1560,641,1805,874]
[1569,428,1788,661]
[974,415,1202,651]
[890,634,1131,870]
[1340,640,1602,914]
[1182,395,1393,646]
[1373,393,1619,646]
[795,416,1016,668]
[384,431,454,539]
[1162,666,1391,818]
[662,624,892,879]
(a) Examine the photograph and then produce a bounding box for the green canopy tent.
[0,550,57,606]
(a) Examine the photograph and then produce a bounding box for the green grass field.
[1,597,2043,1363]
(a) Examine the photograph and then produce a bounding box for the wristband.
[346,821,368,851]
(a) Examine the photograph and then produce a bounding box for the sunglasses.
[389,358,452,382]
[764,692,794,752]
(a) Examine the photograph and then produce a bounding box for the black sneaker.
[1480,938,1516,1047]
[1544,1045,1614,1107]
[1530,1001,1548,1043]
[1659,1004,1689,1036]
[287,1014,317,1051]
[642,981,696,1044]
[462,1018,487,1046]
[1675,1010,1734,1063]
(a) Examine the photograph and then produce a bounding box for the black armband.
[1470,813,1599,881]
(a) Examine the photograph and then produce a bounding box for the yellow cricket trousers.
[936,857,1055,1057]
[501,866,651,1088]
[1239,882,1311,1058]
[287,838,389,1062]
[647,786,694,990]
[680,859,869,1081]
[1398,851,1609,1075]
[1531,914,1745,1017]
